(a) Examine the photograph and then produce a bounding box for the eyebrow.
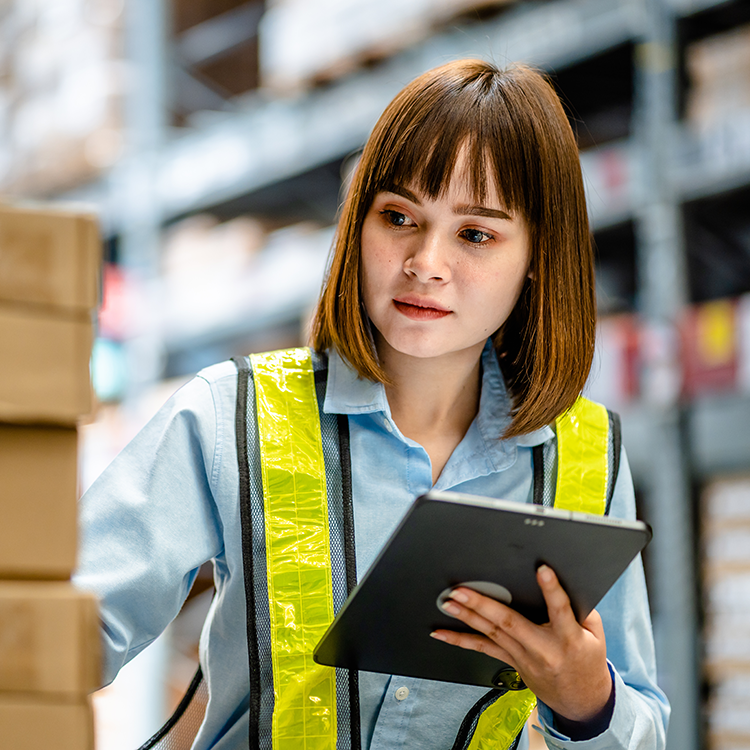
[386,185,513,221]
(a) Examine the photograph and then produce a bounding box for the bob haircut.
[311,59,595,438]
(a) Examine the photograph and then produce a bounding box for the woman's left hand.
[430,564,613,724]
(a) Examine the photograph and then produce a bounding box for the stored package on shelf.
[585,314,640,410]
[588,298,749,407]
[159,215,331,345]
[686,24,750,131]
[680,299,739,398]
[0,424,78,580]
[0,0,124,195]
[259,0,516,91]
[739,294,750,395]
[0,696,95,750]
[0,582,99,696]
[702,475,750,750]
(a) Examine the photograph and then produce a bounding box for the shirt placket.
[368,676,422,749]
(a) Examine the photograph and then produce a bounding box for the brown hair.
[311,59,595,438]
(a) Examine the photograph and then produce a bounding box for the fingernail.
[450,590,469,604]
[430,631,447,641]
[442,601,461,615]
[538,565,553,583]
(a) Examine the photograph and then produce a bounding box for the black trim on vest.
[451,688,507,750]
[531,444,544,506]
[337,412,361,750]
[232,356,262,749]
[338,414,357,596]
[605,410,622,517]
[137,666,205,750]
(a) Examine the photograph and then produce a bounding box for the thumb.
[581,608,606,641]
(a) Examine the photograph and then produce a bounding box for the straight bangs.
[362,64,534,225]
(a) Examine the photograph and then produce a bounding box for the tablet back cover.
[313,492,650,688]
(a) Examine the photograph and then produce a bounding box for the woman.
[75,60,670,749]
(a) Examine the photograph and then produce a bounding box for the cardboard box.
[0,304,93,424]
[0,695,94,750]
[0,582,100,697]
[702,474,750,530]
[0,205,100,312]
[0,424,78,579]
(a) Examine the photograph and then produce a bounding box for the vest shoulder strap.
[533,396,622,516]
[239,348,360,750]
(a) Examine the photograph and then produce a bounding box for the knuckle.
[487,625,503,643]
[474,638,492,656]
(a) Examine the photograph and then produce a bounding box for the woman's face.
[360,167,531,367]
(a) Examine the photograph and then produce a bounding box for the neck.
[378,339,485,480]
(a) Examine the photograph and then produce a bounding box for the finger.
[441,589,529,657]
[430,629,517,666]
[580,607,606,640]
[537,565,578,635]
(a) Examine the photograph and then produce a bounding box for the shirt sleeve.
[534,447,671,749]
[73,374,225,687]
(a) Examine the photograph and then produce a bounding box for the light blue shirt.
[75,344,669,749]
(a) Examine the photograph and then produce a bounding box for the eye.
[459,228,494,245]
[379,209,415,228]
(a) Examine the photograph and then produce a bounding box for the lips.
[393,297,451,321]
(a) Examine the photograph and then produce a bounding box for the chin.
[383,333,475,361]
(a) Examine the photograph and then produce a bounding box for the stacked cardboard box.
[702,476,750,750]
[0,203,101,749]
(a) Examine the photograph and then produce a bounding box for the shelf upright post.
[632,1,699,748]
[118,0,170,394]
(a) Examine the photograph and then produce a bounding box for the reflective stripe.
[554,396,609,516]
[252,348,338,750]
[467,690,537,750]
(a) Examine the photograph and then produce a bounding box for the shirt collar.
[323,350,390,415]
[322,342,555,448]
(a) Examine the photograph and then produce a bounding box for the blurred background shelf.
[3,0,750,747]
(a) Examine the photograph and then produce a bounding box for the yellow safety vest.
[245,347,615,750]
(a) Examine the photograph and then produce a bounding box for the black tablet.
[313,489,651,689]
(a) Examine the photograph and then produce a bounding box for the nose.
[403,231,450,283]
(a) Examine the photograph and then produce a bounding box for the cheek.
[360,234,390,312]
[361,233,398,285]
[475,263,529,319]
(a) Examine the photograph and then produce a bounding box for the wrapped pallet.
[259,0,516,92]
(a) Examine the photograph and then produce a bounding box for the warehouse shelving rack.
[58,1,750,748]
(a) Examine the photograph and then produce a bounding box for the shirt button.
[383,419,393,433]
[394,686,409,701]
